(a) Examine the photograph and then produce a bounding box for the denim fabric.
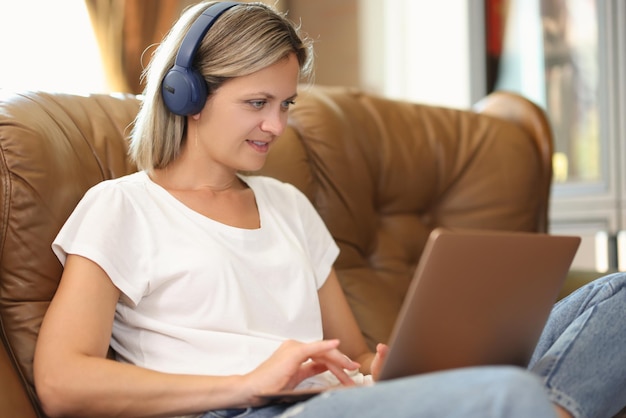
[201,405,290,418]
[204,367,555,418]
[529,272,626,418]
[278,367,556,418]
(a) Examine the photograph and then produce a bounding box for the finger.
[371,343,389,381]
[319,352,360,384]
[306,348,360,386]
[376,343,389,355]
[310,352,360,376]
[340,353,361,371]
[299,360,330,380]
[296,339,341,360]
[297,340,362,373]
[324,361,357,386]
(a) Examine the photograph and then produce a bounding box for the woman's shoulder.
[86,171,149,195]
[80,171,152,210]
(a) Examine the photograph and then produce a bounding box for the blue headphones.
[161,2,240,116]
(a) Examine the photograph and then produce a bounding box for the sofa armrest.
[0,340,38,418]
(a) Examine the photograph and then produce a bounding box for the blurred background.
[1,0,625,273]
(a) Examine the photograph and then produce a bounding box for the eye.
[248,100,267,109]
[281,100,296,110]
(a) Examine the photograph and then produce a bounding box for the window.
[497,0,626,272]
[0,1,106,94]
[359,0,486,109]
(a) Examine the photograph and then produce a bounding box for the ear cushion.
[162,64,208,116]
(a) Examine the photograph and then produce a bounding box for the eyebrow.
[249,92,298,101]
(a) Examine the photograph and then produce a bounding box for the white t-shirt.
[52,171,340,377]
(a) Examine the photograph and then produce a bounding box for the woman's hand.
[369,343,389,381]
[243,339,360,405]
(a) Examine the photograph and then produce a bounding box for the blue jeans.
[203,272,626,418]
[529,272,626,418]
[202,368,554,418]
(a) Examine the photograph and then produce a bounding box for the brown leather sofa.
[0,86,565,417]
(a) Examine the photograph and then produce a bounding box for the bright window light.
[0,1,107,94]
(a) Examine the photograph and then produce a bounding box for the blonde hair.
[129,1,314,171]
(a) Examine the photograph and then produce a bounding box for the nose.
[260,108,287,136]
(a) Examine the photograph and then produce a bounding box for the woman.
[34,2,626,418]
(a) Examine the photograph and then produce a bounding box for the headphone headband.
[162,2,240,115]
[174,2,239,69]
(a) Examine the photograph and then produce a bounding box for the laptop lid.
[378,227,580,381]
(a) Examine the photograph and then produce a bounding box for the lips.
[246,139,270,153]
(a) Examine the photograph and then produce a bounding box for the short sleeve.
[52,180,154,305]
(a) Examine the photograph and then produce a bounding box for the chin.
[240,160,267,174]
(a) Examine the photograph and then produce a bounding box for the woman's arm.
[34,254,252,417]
[318,268,385,376]
[35,255,357,418]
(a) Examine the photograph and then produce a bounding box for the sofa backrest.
[0,91,140,416]
[0,86,552,416]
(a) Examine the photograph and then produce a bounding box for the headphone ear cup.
[161,2,238,115]
[162,65,208,116]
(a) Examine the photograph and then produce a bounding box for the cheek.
[210,107,256,132]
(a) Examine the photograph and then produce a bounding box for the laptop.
[260,227,581,402]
